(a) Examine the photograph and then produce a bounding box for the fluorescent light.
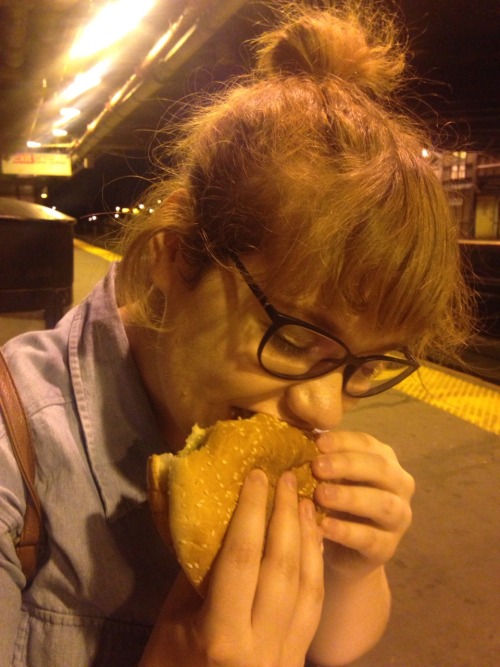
[27,140,42,148]
[61,60,110,102]
[70,0,156,59]
[60,107,81,121]
[52,128,68,137]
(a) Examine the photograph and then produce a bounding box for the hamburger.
[147,413,320,595]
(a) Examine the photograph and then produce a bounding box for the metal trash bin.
[0,197,75,328]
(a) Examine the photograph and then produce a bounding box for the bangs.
[252,147,464,355]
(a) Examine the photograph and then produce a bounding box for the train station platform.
[1,238,499,667]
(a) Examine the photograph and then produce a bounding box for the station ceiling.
[0,0,499,206]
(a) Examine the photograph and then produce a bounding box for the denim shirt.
[0,265,179,667]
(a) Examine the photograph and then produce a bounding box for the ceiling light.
[61,60,110,102]
[27,140,42,148]
[70,0,156,60]
[59,107,81,121]
[52,128,68,137]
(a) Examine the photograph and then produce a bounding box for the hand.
[141,470,324,667]
[312,431,415,580]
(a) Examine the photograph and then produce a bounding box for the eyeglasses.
[233,256,419,398]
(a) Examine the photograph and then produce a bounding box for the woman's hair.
[116,0,473,359]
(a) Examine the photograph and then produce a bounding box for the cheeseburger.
[147,413,320,594]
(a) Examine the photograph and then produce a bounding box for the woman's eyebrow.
[270,291,409,353]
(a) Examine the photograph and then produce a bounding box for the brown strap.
[0,349,43,584]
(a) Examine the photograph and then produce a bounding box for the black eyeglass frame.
[233,256,419,397]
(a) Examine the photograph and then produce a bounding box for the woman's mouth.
[230,407,256,420]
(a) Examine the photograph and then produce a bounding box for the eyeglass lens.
[260,323,413,396]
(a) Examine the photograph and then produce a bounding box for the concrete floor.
[1,242,499,667]
[344,390,500,667]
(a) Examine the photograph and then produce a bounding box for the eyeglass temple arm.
[231,256,277,316]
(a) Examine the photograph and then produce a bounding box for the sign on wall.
[1,153,72,177]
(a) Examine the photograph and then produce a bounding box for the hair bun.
[254,4,406,96]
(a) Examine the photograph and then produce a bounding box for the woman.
[0,2,471,666]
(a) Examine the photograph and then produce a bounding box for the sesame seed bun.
[147,413,320,595]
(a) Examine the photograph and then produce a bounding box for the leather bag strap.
[0,349,43,584]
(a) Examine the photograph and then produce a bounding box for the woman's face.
[137,252,402,452]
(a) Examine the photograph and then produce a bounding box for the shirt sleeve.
[0,428,27,666]
[0,539,23,666]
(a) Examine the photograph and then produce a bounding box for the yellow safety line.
[74,237,122,263]
[398,365,500,435]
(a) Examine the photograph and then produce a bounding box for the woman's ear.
[150,231,180,296]
[149,189,190,295]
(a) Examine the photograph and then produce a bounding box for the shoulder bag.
[0,349,44,584]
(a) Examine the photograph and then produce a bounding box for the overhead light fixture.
[27,140,42,148]
[59,107,81,122]
[52,128,68,137]
[69,0,156,60]
[61,60,110,102]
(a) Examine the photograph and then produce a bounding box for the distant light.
[115,206,121,211]
[138,203,145,209]
[109,88,123,107]
[52,206,57,210]
[27,140,42,148]
[52,128,68,137]
[121,207,130,213]
[145,27,174,64]
[41,193,48,199]
[114,213,120,218]
[148,208,154,214]
[69,0,156,60]
[421,148,430,158]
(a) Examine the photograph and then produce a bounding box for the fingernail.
[247,468,268,486]
[302,499,316,521]
[315,455,332,475]
[319,482,335,499]
[282,471,297,489]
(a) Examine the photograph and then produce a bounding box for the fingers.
[313,432,415,501]
[253,473,322,619]
[205,468,268,628]
[170,472,270,667]
[281,499,325,660]
[315,481,412,532]
[253,473,324,661]
[205,470,324,664]
[253,472,301,624]
[311,431,414,569]
[316,481,411,565]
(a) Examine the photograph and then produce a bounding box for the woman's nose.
[284,370,347,431]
